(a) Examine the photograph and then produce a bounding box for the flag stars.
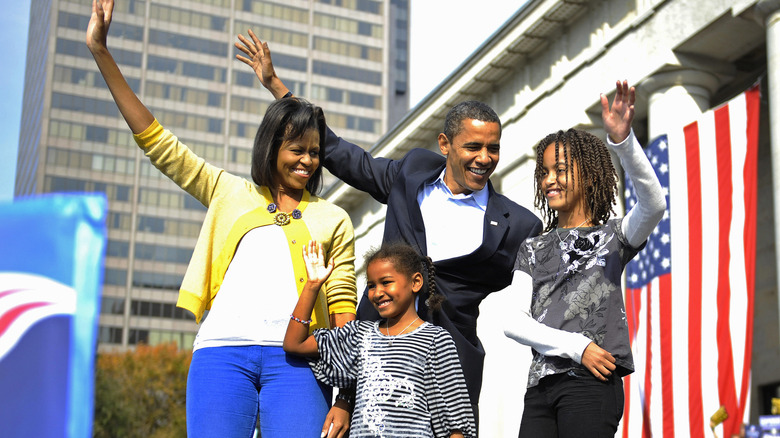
[659,163,668,174]
[661,233,670,244]
[661,258,671,269]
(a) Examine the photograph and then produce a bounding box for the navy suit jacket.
[323,128,543,405]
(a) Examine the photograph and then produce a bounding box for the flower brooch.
[267,203,302,226]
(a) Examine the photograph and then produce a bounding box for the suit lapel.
[405,165,443,257]
[477,185,510,259]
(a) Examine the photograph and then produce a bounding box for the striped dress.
[312,320,476,438]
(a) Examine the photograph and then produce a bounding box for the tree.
[93,343,190,437]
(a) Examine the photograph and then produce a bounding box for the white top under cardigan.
[193,225,299,350]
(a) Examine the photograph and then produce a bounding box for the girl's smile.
[540,143,590,227]
[366,259,422,326]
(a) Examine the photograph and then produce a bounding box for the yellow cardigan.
[134,120,357,328]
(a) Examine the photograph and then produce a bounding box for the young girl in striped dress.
[284,241,475,438]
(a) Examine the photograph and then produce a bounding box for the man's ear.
[411,272,424,293]
[438,133,450,156]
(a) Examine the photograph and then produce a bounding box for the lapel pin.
[490,221,498,226]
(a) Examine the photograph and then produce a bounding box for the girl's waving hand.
[601,80,636,144]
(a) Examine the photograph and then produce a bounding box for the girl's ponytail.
[423,256,444,312]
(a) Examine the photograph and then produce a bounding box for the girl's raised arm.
[283,241,334,357]
[601,81,666,247]
[86,0,154,134]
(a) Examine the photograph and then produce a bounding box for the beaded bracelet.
[290,314,312,325]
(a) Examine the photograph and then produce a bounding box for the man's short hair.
[442,101,501,141]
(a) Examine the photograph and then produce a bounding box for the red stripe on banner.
[738,84,760,428]
[0,302,51,337]
[714,105,739,436]
[684,121,705,438]
[642,282,653,438]
[0,289,26,299]
[660,274,675,437]
[624,287,643,438]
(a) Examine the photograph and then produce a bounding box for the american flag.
[621,84,760,438]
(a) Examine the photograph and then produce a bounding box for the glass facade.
[16,0,408,351]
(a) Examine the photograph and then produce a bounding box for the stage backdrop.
[0,194,107,438]
[621,85,760,438]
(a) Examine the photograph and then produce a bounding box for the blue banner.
[0,194,106,438]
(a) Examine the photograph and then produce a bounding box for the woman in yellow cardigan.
[87,1,357,437]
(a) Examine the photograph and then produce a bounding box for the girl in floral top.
[504,81,666,437]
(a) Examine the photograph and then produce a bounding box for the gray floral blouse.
[514,218,643,387]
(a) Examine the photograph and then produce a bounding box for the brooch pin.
[267,203,302,226]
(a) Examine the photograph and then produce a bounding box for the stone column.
[756,0,780,345]
[640,69,720,140]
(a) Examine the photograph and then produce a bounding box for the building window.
[230,147,252,165]
[313,61,381,85]
[104,268,128,286]
[101,297,125,315]
[51,92,120,118]
[106,240,130,258]
[131,299,194,320]
[349,91,380,109]
[147,56,226,82]
[135,242,193,264]
[128,329,149,345]
[132,270,183,290]
[45,148,136,176]
[150,5,228,31]
[313,37,382,62]
[237,1,309,24]
[137,215,202,238]
[108,212,132,231]
[314,13,383,38]
[149,30,227,57]
[318,0,382,15]
[98,326,123,344]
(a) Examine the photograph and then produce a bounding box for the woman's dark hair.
[251,97,327,194]
[364,242,444,311]
[533,128,618,233]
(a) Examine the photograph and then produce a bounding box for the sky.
[0,0,521,202]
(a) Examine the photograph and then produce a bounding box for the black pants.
[518,371,624,438]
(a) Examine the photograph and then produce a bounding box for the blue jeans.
[519,370,624,438]
[187,345,332,438]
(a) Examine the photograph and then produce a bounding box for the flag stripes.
[621,84,759,438]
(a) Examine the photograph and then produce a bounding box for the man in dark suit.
[318,101,543,416]
[236,33,543,432]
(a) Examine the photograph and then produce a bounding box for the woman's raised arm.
[86,0,154,134]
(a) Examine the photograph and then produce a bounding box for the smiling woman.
[84,1,358,437]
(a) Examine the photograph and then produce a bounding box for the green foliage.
[93,343,191,438]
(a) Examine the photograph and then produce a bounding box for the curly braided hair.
[364,243,444,311]
[533,128,618,233]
